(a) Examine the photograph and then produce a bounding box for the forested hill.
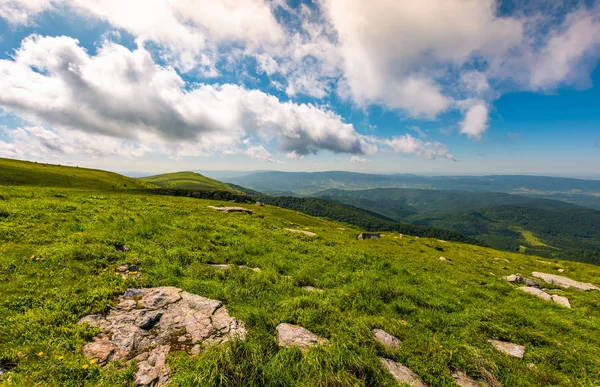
[232,185,481,245]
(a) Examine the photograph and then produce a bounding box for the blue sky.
[0,0,599,176]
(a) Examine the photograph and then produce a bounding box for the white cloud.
[350,155,369,163]
[244,143,274,162]
[383,134,455,160]
[0,35,375,159]
[407,125,427,139]
[0,0,52,25]
[459,101,489,141]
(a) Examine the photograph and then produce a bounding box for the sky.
[0,0,599,176]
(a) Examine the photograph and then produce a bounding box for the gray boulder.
[275,323,329,352]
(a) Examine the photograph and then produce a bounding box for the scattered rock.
[337,227,346,230]
[550,294,571,308]
[437,239,447,243]
[285,228,317,237]
[80,287,246,385]
[439,256,447,261]
[558,269,565,273]
[532,272,599,291]
[451,369,494,387]
[206,263,230,270]
[115,244,129,252]
[357,232,380,240]
[489,272,496,276]
[414,236,420,239]
[302,286,324,293]
[238,265,261,272]
[115,264,140,279]
[536,260,553,265]
[505,274,539,287]
[488,339,525,358]
[208,206,253,214]
[371,329,401,350]
[494,258,510,263]
[518,286,571,308]
[527,363,538,371]
[275,323,329,352]
[380,358,427,387]
[255,201,264,206]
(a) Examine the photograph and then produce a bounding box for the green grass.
[0,158,155,190]
[139,171,240,193]
[1,184,599,386]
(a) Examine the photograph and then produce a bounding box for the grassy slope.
[0,158,155,190]
[1,185,600,386]
[139,171,239,192]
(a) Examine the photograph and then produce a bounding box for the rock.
[536,260,552,265]
[275,323,329,352]
[255,201,264,206]
[380,358,427,387]
[505,274,539,287]
[208,206,253,214]
[558,269,565,273]
[337,227,346,230]
[238,265,261,272]
[207,264,230,270]
[79,287,246,382]
[451,369,493,387]
[437,239,447,243]
[439,256,447,261]
[302,286,324,293]
[371,329,401,350]
[550,295,571,308]
[134,345,170,386]
[116,264,141,278]
[488,339,525,358]
[519,286,552,300]
[532,272,599,291]
[285,228,317,237]
[357,232,380,240]
[115,244,129,252]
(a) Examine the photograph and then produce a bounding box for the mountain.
[0,157,155,190]
[226,171,600,209]
[315,187,600,265]
[2,160,600,386]
[139,171,240,192]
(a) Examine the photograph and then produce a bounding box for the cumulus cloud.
[0,35,375,160]
[383,134,455,160]
[0,0,52,25]
[350,155,368,163]
[459,100,490,141]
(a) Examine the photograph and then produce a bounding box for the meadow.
[1,181,600,386]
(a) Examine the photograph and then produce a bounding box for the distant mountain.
[139,171,239,193]
[226,171,600,209]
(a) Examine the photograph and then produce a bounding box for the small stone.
[82,337,118,364]
[528,363,538,371]
[357,232,380,240]
[380,358,426,387]
[177,335,187,342]
[285,228,317,237]
[115,244,129,252]
[439,256,447,261]
[558,269,565,273]
[207,264,230,270]
[505,274,539,287]
[451,369,492,387]
[255,201,264,206]
[302,286,324,293]
[488,339,525,358]
[190,344,201,356]
[550,294,571,308]
[371,329,401,350]
[275,323,329,352]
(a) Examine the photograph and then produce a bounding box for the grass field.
[1,180,599,386]
[139,171,240,193]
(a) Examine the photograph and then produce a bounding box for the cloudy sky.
[0,0,599,175]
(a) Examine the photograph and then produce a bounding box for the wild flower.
[37,352,44,357]
[81,364,89,369]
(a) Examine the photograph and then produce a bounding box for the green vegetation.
[140,171,240,193]
[1,160,600,385]
[0,157,154,190]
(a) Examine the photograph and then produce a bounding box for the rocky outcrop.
[285,229,317,237]
[532,272,599,291]
[79,287,246,385]
[357,232,380,240]
[488,339,525,358]
[208,206,253,214]
[275,323,329,352]
[380,358,427,387]
[519,287,571,308]
[371,329,401,350]
[505,274,539,287]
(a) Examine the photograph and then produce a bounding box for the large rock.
[80,287,246,385]
[285,229,317,237]
[380,358,427,387]
[275,323,329,352]
[371,329,401,350]
[208,206,253,214]
[519,287,571,308]
[532,272,599,291]
[488,339,525,358]
[451,369,495,387]
[505,274,539,287]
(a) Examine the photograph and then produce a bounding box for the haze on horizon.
[0,0,599,175]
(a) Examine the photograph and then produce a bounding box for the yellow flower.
[17,351,23,357]
[82,364,89,369]
[89,359,97,364]
[30,255,35,260]
[57,356,64,361]
[37,352,44,357]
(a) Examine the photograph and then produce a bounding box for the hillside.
[0,157,154,190]
[315,187,600,265]
[2,181,600,386]
[226,171,600,209]
[139,171,239,192]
